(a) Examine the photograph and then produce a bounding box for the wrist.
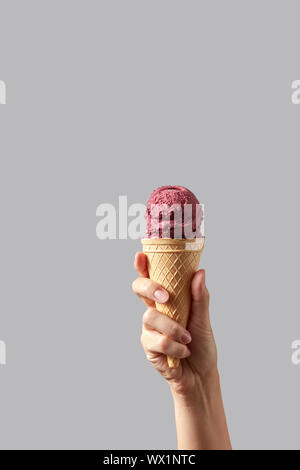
[171,368,232,450]
[170,367,221,408]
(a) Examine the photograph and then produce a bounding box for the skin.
[132,252,232,450]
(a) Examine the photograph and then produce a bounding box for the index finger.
[134,252,149,278]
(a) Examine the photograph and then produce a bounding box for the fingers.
[141,328,191,359]
[133,253,164,307]
[132,277,169,305]
[134,252,149,278]
[143,309,192,345]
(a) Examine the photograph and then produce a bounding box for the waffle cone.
[142,238,205,368]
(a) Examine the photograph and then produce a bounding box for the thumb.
[189,269,212,332]
[191,269,209,303]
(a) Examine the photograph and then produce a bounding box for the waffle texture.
[142,238,205,368]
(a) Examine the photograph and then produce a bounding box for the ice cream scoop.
[146,185,203,239]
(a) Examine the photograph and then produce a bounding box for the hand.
[132,252,218,401]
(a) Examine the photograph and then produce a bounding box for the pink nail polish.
[181,332,192,344]
[154,290,168,303]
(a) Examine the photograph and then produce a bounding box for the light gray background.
[0,0,299,450]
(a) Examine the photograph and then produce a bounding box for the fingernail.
[154,290,169,303]
[181,332,192,344]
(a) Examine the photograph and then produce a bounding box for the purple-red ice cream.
[146,185,203,239]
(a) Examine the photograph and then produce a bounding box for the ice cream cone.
[142,237,205,368]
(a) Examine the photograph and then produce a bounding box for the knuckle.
[159,335,170,353]
[142,310,149,324]
[131,279,138,292]
[143,309,153,325]
[180,346,189,358]
[144,308,157,326]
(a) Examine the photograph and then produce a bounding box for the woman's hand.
[132,251,231,449]
[132,252,218,401]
